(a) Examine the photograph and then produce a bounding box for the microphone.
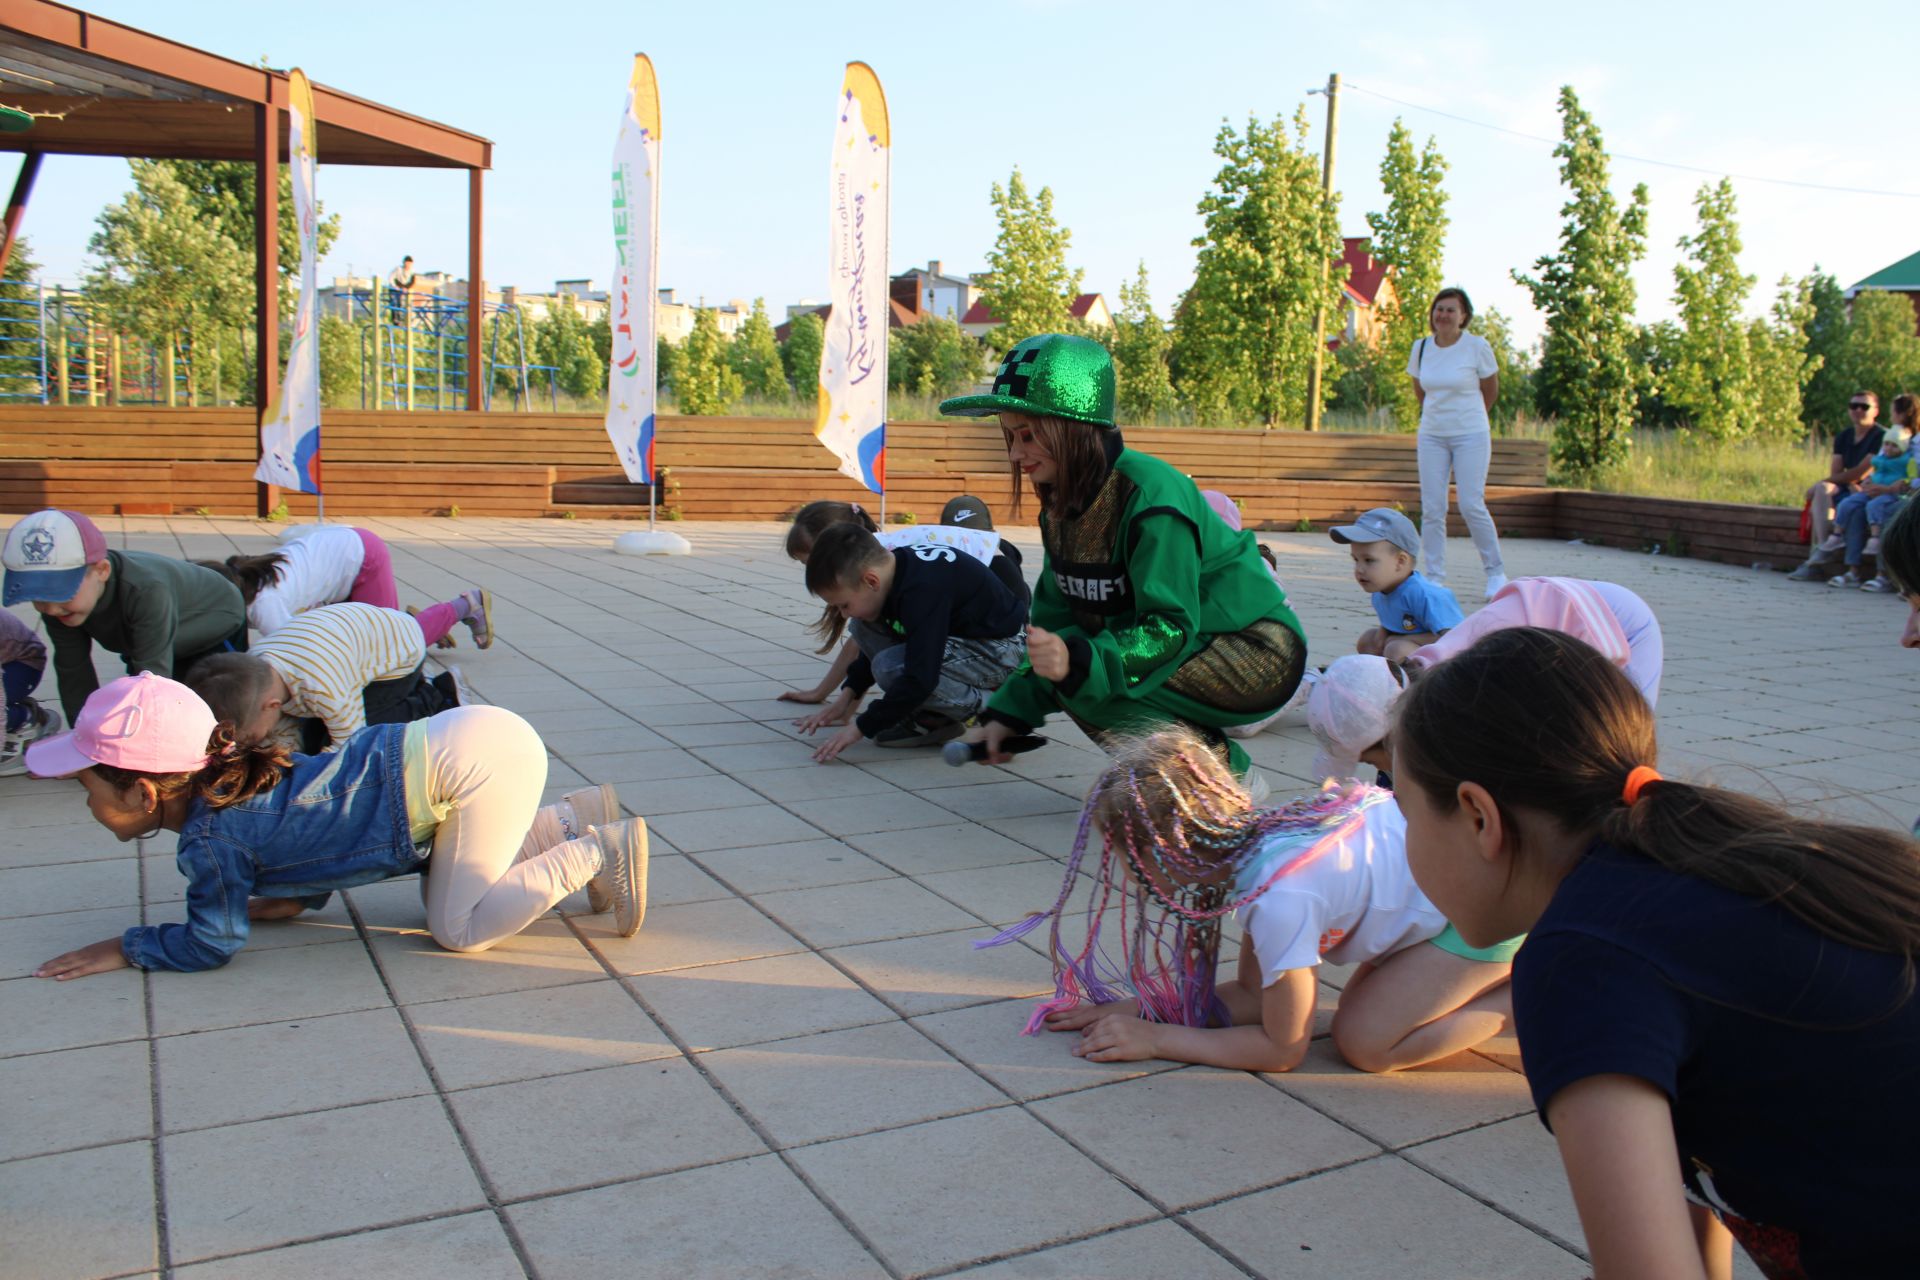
[943,735,1048,766]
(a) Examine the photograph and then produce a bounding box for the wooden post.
[466,167,483,410]
[254,97,281,517]
[109,332,121,405]
[165,339,178,407]
[0,152,41,282]
[211,334,221,406]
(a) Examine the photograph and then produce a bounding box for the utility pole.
[1304,72,1340,432]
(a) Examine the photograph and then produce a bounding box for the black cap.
[940,495,994,531]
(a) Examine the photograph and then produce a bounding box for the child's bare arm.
[780,641,859,703]
[1549,1074,1710,1280]
[1072,966,1317,1072]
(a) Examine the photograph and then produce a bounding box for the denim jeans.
[2,658,42,732]
[1839,492,1908,566]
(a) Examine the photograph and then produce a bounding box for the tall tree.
[1844,289,1920,410]
[780,311,825,393]
[167,160,341,321]
[1110,262,1176,422]
[1667,179,1757,440]
[1747,276,1821,441]
[0,236,41,398]
[674,306,742,415]
[1792,268,1853,436]
[888,317,983,399]
[533,301,605,401]
[975,167,1082,354]
[1172,108,1347,426]
[728,298,787,400]
[86,161,252,362]
[1513,87,1650,480]
[1365,120,1449,429]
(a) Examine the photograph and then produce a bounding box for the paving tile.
[1184,1155,1588,1278]
[739,762,906,803]
[0,820,132,868]
[583,896,805,975]
[411,979,677,1089]
[786,791,968,836]
[0,906,142,977]
[925,779,1085,822]
[370,918,605,1006]
[449,1058,765,1199]
[652,718,789,747]
[0,1141,159,1280]
[829,930,1054,1017]
[959,1220,1246,1279]
[693,838,895,895]
[1404,1115,1583,1251]
[1032,1069,1380,1209]
[0,856,139,918]
[174,1212,525,1279]
[790,1108,1156,1277]
[164,1096,484,1263]
[626,951,895,1051]
[912,999,1184,1100]
[756,878,982,948]
[1265,1040,1535,1148]
[917,859,1080,927]
[157,1008,432,1132]
[147,939,393,1036]
[701,1021,1007,1147]
[0,967,146,1056]
[0,1040,151,1160]
[650,803,825,851]
[847,822,1051,876]
[344,876,430,934]
[690,741,825,773]
[593,771,769,816]
[510,1153,887,1280]
[564,747,718,786]
[978,810,1084,856]
[628,853,732,907]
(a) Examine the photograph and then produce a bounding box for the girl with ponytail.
[1392,626,1920,1279]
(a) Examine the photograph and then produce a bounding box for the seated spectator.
[1830,416,1915,589]
[1788,391,1885,580]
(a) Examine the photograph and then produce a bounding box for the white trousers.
[422,705,600,952]
[1417,430,1505,583]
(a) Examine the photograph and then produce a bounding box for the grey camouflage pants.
[851,620,1027,722]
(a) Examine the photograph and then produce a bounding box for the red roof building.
[959,292,1111,339]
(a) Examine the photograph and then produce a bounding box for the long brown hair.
[1892,391,1917,432]
[784,500,879,560]
[1005,414,1109,520]
[92,724,289,812]
[220,551,289,604]
[1395,627,1920,970]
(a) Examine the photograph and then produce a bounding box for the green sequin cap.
[939,333,1117,428]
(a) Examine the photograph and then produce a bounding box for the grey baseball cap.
[1329,507,1420,560]
[940,495,994,531]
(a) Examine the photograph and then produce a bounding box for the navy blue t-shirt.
[1514,844,1920,1277]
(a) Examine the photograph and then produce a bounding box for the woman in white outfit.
[1409,287,1507,599]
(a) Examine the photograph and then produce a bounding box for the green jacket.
[48,550,245,723]
[987,447,1302,729]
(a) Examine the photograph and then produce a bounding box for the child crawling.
[993,728,1516,1073]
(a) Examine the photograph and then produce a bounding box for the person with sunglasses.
[1789,391,1885,581]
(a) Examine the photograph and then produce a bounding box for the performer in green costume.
[945,334,1306,774]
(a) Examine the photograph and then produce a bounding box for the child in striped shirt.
[185,602,459,752]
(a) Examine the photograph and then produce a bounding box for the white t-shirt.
[1236,799,1446,982]
[248,525,368,636]
[876,524,999,566]
[1408,333,1497,439]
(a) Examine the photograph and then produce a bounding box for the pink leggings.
[349,527,459,646]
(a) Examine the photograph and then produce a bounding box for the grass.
[1580,431,1822,509]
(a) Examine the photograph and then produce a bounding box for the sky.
[8,0,1916,347]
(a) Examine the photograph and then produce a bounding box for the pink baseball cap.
[1307,655,1405,781]
[26,672,216,779]
[1200,490,1242,532]
[3,509,107,606]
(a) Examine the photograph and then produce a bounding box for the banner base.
[613,530,692,557]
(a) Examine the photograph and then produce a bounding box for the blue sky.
[10,0,1914,346]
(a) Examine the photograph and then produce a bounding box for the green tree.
[1173,108,1347,426]
[675,306,742,415]
[1109,262,1176,422]
[86,161,253,367]
[888,317,983,399]
[588,312,612,372]
[0,236,41,398]
[534,302,605,401]
[975,167,1082,354]
[1844,289,1920,410]
[1796,268,1853,435]
[657,336,678,396]
[1629,321,1687,432]
[781,311,825,392]
[1475,306,1531,432]
[1666,179,1759,440]
[1513,87,1650,481]
[1365,120,1450,429]
[729,298,787,401]
[167,160,342,322]
[317,315,362,408]
[1748,276,1821,441]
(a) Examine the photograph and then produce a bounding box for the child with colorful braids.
[984,727,1518,1073]
[30,672,646,980]
[1394,627,1920,1278]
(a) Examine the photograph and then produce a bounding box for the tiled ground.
[6,512,1903,1279]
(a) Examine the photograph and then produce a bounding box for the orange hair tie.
[1622,766,1662,805]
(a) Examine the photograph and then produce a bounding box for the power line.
[1342,80,1920,200]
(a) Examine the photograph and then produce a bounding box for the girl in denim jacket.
[31,673,646,979]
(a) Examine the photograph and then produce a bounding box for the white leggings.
[422,705,599,952]
[1417,430,1505,583]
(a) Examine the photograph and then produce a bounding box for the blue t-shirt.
[1371,571,1463,635]
[1514,844,1920,1278]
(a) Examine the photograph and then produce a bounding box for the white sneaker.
[0,702,62,777]
[515,784,621,870]
[1816,533,1846,555]
[1482,571,1510,600]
